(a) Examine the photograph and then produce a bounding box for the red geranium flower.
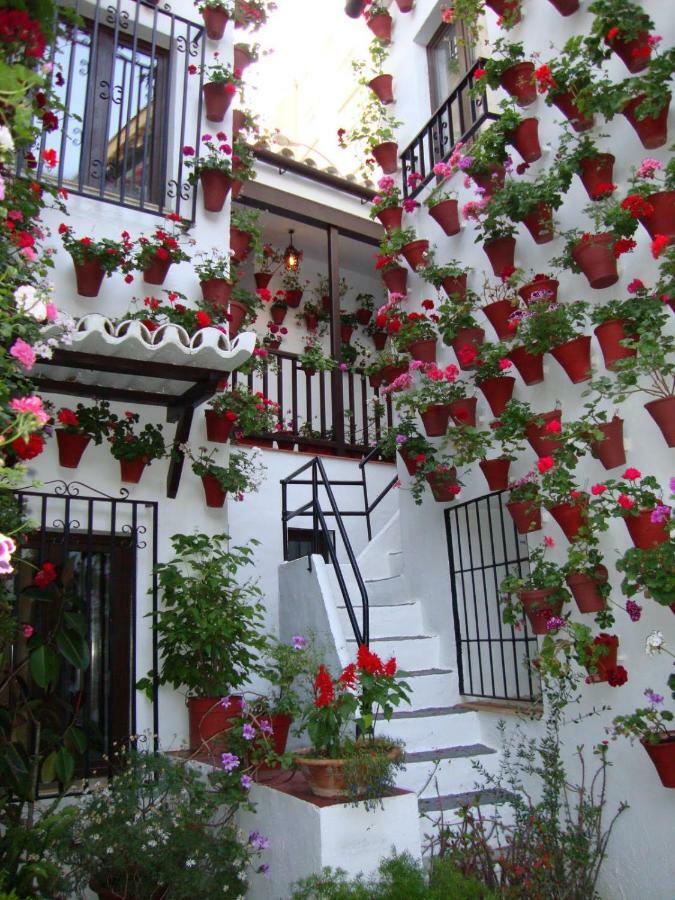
[652,234,670,258]
[57,408,79,427]
[34,561,57,588]
[12,433,45,460]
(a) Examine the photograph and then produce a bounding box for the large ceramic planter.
[228,300,248,338]
[368,73,394,104]
[519,276,558,306]
[638,191,675,240]
[478,375,515,416]
[201,474,227,507]
[420,403,451,437]
[201,278,233,307]
[202,6,229,39]
[285,289,303,308]
[426,466,460,502]
[519,589,563,635]
[203,81,233,122]
[408,337,437,364]
[500,62,536,107]
[547,0,579,15]
[606,29,650,74]
[119,457,147,484]
[449,397,477,427]
[526,409,563,456]
[508,346,544,385]
[590,416,626,470]
[451,326,485,370]
[594,319,636,370]
[645,396,675,447]
[624,509,669,549]
[400,239,430,271]
[508,117,541,163]
[230,227,253,263]
[367,12,392,42]
[376,206,403,232]
[571,233,618,290]
[566,567,608,614]
[199,169,233,212]
[143,253,172,286]
[552,90,594,132]
[429,199,460,236]
[507,500,542,534]
[479,457,511,492]
[641,733,675,788]
[548,496,588,542]
[578,153,616,201]
[483,236,516,276]
[205,409,235,443]
[483,298,516,339]
[270,304,287,325]
[73,259,105,297]
[188,695,242,751]
[382,265,408,294]
[622,95,670,149]
[550,335,593,383]
[522,203,554,244]
[372,141,398,173]
[56,430,90,468]
[441,273,467,300]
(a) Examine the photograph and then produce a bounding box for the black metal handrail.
[401,59,499,200]
[359,445,399,541]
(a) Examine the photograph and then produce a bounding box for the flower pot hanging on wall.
[550,335,593,383]
[142,253,172,286]
[519,588,562,635]
[202,81,234,123]
[372,141,398,173]
[483,298,516,339]
[589,416,626,469]
[548,495,588,542]
[508,346,544,385]
[56,430,90,468]
[451,327,485,370]
[408,338,437,364]
[577,153,616,201]
[449,397,477,427]
[201,278,233,308]
[606,29,651,74]
[367,12,392,42]
[119,457,147,484]
[638,191,675,240]
[201,474,227,508]
[485,0,521,23]
[519,275,559,306]
[199,169,233,212]
[622,95,670,149]
[507,500,542,534]
[522,203,554,244]
[428,199,460,236]
[205,410,235,443]
[442,273,467,300]
[201,6,229,39]
[376,206,403,232]
[571,233,618,289]
[552,91,594,132]
[478,376,516,416]
[644,396,675,447]
[394,0,414,11]
[73,260,105,298]
[400,239,429,271]
[500,62,536,107]
[420,404,451,437]
[368,74,394,104]
[381,265,408,294]
[270,304,287,325]
[624,509,670,550]
[525,409,563,456]
[566,566,608,614]
[426,466,461,502]
[594,320,637,370]
[508,117,542,163]
[641,734,675,788]
[230,227,253,263]
[479,457,511,492]
[483,236,516,276]
[227,300,248,338]
[547,0,579,15]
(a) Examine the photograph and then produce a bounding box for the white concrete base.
[238,781,422,899]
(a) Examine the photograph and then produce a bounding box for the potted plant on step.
[501,542,569,634]
[612,690,675,788]
[58,224,133,297]
[108,412,165,484]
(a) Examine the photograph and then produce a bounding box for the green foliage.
[55,400,112,443]
[188,445,266,497]
[616,543,675,608]
[208,385,279,434]
[108,413,165,463]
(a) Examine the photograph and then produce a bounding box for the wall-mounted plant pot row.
[56,431,151,484]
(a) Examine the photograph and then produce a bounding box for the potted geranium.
[391,311,438,363]
[420,255,470,301]
[612,687,675,788]
[353,38,394,105]
[294,646,409,803]
[58,224,133,297]
[298,342,338,377]
[280,270,307,308]
[616,541,675,611]
[230,206,262,264]
[394,361,470,435]
[269,291,288,325]
[198,0,234,39]
[253,242,281,289]
[194,248,235,307]
[139,531,266,749]
[469,201,518,276]
[507,470,543,534]
[497,170,569,245]
[183,132,235,212]
[261,322,287,350]
[513,298,592,383]
[473,342,516,416]
[234,40,260,73]
[436,297,485,370]
[534,38,596,132]
[414,454,462,503]
[586,0,655,73]
[478,271,520,339]
[457,127,509,194]
[195,53,240,122]
[229,283,262,337]
[108,412,166,484]
[494,102,542,164]
[384,226,429,273]
[370,175,404,232]
[354,292,375,326]
[475,39,536,107]
[186,445,266,506]
[363,0,393,43]
[338,99,402,174]
[296,299,328,334]
[55,401,112,468]
[132,219,191,285]
[205,385,278,443]
[590,470,671,550]
[423,144,464,236]
[625,157,675,241]
[379,418,432,475]
[557,131,616,201]
[501,542,569,634]
[564,540,611,615]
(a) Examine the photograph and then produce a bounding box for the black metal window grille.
[11,481,159,781]
[31,0,205,220]
[286,527,335,564]
[401,58,499,201]
[445,490,541,703]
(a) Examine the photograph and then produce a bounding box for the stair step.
[419,788,512,813]
[377,707,482,750]
[388,549,403,576]
[346,634,440,670]
[405,743,496,763]
[391,704,467,720]
[399,668,456,709]
[337,600,424,635]
[328,567,411,606]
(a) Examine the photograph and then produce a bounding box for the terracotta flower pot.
[622,95,670,149]
[369,372,383,390]
[367,12,392,42]
[376,206,403,232]
[304,312,319,331]
[508,117,541,163]
[478,375,515,416]
[228,299,248,338]
[483,236,516,277]
[254,272,272,290]
[285,289,303,308]
[508,346,544,385]
[270,304,287,325]
[203,81,234,122]
[566,567,608,614]
[341,324,354,343]
[585,634,619,683]
[205,409,235,443]
[449,397,478,427]
[578,153,616,201]
[265,339,280,350]
[522,203,554,244]
[201,473,227,508]
[201,278,233,307]
[606,30,651,74]
[571,233,618,290]
[188,695,242,751]
[119,457,147,484]
[500,62,536,107]
[420,403,451,437]
[451,326,485,370]
[398,447,420,476]
[429,199,460,236]
[638,191,675,240]
[143,253,172,285]
[230,227,253,263]
[641,733,675,788]
[507,500,542,534]
[518,276,559,306]
[624,509,669,550]
[645,396,675,447]
[548,496,588,542]
[202,6,229,39]
[483,298,516,339]
[199,169,233,212]
[56,430,90,468]
[519,588,563,635]
[526,409,563,456]
[547,0,579,15]
[372,141,398,173]
[268,713,293,756]
[73,259,105,297]
[408,337,437,363]
[479,457,511,492]
[394,0,414,11]
[233,45,254,73]
[232,108,246,137]
[590,416,626,470]
[550,335,593,383]
[426,467,460,502]
[381,364,408,386]
[594,319,636,370]
[441,273,467,300]
[401,239,429,271]
[470,165,505,194]
[368,73,394,104]
[485,0,521,22]
[382,265,408,294]
[355,308,372,326]
[552,90,594,132]
[372,331,387,350]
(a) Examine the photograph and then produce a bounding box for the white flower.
[186,858,196,868]
[0,125,14,155]
[645,630,664,656]
[14,285,49,322]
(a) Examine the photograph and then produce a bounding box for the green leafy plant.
[58,224,133,275]
[616,542,675,609]
[511,299,589,356]
[612,691,675,745]
[208,386,279,435]
[194,248,234,282]
[132,220,191,271]
[299,342,338,373]
[55,400,112,443]
[186,445,266,499]
[108,412,166,463]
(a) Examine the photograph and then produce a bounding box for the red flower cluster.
[652,234,670,258]
[621,194,654,219]
[57,408,79,427]
[607,665,628,687]
[0,9,46,58]
[534,64,556,94]
[591,182,616,199]
[34,561,57,588]
[12,433,45,460]
[314,664,334,708]
[612,238,636,258]
[357,643,396,677]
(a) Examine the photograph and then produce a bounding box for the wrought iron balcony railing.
[401,60,499,200]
